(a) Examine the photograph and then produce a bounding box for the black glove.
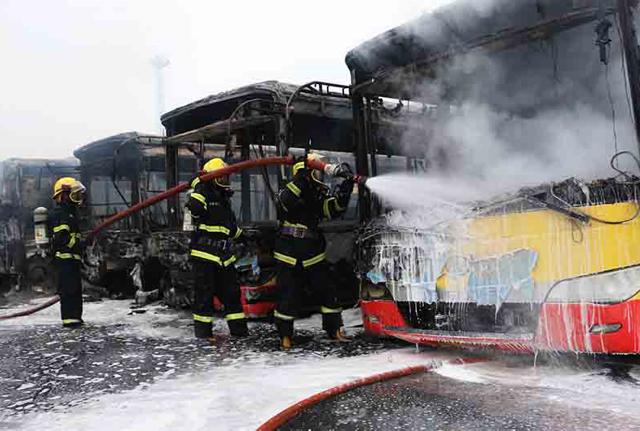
[333,162,354,179]
[338,176,355,194]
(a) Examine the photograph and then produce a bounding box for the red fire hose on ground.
[257,365,432,431]
[257,357,487,430]
[0,295,62,321]
[1,155,334,321]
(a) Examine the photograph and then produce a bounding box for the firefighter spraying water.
[273,153,356,349]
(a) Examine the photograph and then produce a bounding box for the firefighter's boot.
[281,336,293,350]
[227,318,249,337]
[276,318,294,350]
[329,328,350,342]
[62,319,83,329]
[322,312,345,340]
[194,320,213,339]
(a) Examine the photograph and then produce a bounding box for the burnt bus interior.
[73,132,199,297]
[0,158,78,293]
[74,132,199,230]
[347,0,640,334]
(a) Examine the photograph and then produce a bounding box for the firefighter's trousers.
[55,259,83,326]
[192,259,247,338]
[274,260,343,339]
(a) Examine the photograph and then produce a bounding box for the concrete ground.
[2,297,640,430]
[284,361,640,430]
[0,297,404,430]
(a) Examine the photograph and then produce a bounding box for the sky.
[0,0,454,160]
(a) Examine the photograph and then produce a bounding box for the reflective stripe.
[67,232,80,249]
[303,252,326,268]
[197,224,231,235]
[193,313,213,323]
[274,310,295,320]
[53,224,70,233]
[233,228,243,240]
[323,198,334,219]
[334,199,345,212]
[286,182,302,197]
[190,249,237,267]
[292,161,305,175]
[274,251,297,266]
[62,319,82,324]
[191,178,201,188]
[55,252,81,260]
[191,193,207,207]
[320,306,342,314]
[282,221,308,229]
[225,312,246,321]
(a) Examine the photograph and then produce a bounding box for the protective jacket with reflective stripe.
[274,168,354,267]
[49,203,82,261]
[277,169,353,230]
[187,177,241,266]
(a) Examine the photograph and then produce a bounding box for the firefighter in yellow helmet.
[273,153,355,349]
[186,158,248,339]
[50,177,86,327]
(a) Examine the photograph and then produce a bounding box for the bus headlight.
[546,265,640,304]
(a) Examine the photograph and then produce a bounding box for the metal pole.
[151,56,170,136]
[351,92,371,222]
[165,142,179,228]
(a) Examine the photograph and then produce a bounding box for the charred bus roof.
[160,80,428,156]
[73,132,183,179]
[345,0,618,99]
[160,80,353,152]
[162,81,351,131]
[73,132,163,162]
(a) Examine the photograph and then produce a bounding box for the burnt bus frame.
[163,81,355,229]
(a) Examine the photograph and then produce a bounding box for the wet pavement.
[0,299,397,427]
[3,299,640,430]
[284,361,640,431]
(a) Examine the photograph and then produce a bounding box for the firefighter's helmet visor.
[215,175,231,189]
[69,181,86,203]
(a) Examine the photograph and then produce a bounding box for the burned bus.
[159,80,362,314]
[158,80,424,313]
[73,132,197,299]
[0,157,78,295]
[349,0,640,354]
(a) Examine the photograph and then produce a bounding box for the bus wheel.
[25,255,55,294]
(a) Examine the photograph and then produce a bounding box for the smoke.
[428,101,634,189]
[368,1,638,209]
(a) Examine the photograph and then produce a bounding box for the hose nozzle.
[353,175,368,186]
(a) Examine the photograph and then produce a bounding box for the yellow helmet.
[202,158,231,189]
[53,177,86,203]
[292,153,325,185]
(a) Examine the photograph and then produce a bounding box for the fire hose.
[0,156,365,320]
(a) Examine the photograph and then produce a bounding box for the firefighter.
[273,153,355,349]
[50,177,86,328]
[187,157,248,339]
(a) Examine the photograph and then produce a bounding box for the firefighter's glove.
[332,163,354,180]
